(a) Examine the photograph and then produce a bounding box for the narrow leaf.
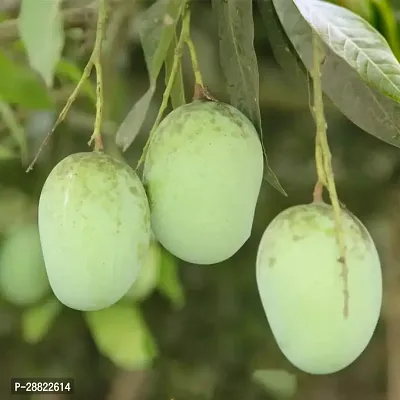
[270,0,400,147]
[158,248,184,309]
[165,33,186,109]
[21,298,62,345]
[85,303,157,370]
[0,98,28,163]
[116,87,155,151]
[0,51,52,109]
[18,0,65,88]
[211,0,285,195]
[257,0,306,81]
[116,0,186,150]
[253,369,297,399]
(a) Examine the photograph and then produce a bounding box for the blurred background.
[1,0,400,399]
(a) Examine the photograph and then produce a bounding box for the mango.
[0,223,50,306]
[38,152,151,311]
[143,100,264,264]
[256,202,382,374]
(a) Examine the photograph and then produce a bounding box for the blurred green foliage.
[0,0,400,399]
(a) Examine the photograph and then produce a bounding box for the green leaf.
[253,369,297,399]
[0,51,53,109]
[55,59,97,105]
[294,0,400,101]
[370,0,400,60]
[124,239,161,302]
[0,144,18,160]
[158,248,184,309]
[339,0,373,22]
[165,32,186,109]
[257,0,307,84]
[84,303,157,370]
[18,0,65,88]
[115,0,187,151]
[211,0,286,196]
[270,0,400,147]
[21,298,63,345]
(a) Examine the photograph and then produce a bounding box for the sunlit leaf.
[270,0,400,147]
[116,0,187,151]
[211,0,285,195]
[0,51,52,109]
[21,298,63,345]
[56,59,97,105]
[85,303,157,370]
[253,369,297,399]
[165,32,186,109]
[158,248,184,309]
[18,0,65,88]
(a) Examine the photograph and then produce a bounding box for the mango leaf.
[257,0,307,82]
[21,298,63,345]
[270,0,400,147]
[124,239,161,302]
[211,0,285,195]
[165,32,186,109]
[338,0,373,22]
[253,369,297,399]
[158,248,184,309]
[84,303,157,370]
[116,0,187,151]
[0,144,18,160]
[56,59,97,105]
[0,51,52,109]
[18,0,65,88]
[370,0,400,60]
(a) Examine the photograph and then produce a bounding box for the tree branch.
[0,4,97,44]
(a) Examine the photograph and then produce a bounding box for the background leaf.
[158,248,185,309]
[85,303,157,370]
[56,58,97,105]
[21,298,62,345]
[165,32,186,109]
[18,0,65,88]
[253,369,297,399]
[211,0,285,195]
[0,51,52,109]
[124,239,161,302]
[370,0,400,60]
[257,0,307,82]
[116,0,186,151]
[270,0,400,148]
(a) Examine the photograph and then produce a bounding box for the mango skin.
[38,152,151,311]
[0,224,50,306]
[143,100,264,264]
[256,202,382,375]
